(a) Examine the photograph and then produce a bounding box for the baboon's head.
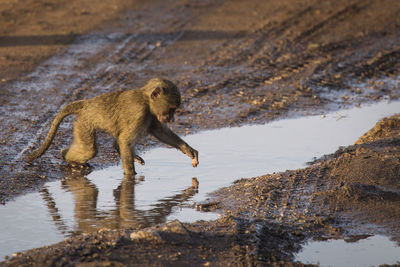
[146,78,181,123]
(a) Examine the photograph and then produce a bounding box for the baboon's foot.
[60,161,93,175]
[61,148,92,170]
[61,147,95,164]
[134,155,145,165]
[67,162,92,172]
[69,161,91,169]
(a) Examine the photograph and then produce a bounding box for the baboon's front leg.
[113,140,145,165]
[118,135,136,176]
[149,120,199,167]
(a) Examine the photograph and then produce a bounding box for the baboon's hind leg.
[63,121,97,164]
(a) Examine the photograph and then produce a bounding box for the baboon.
[27,78,199,175]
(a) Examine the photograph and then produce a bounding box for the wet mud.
[1,0,400,265]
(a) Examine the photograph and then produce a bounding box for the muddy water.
[1,100,399,259]
[295,235,400,266]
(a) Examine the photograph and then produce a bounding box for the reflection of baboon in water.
[27,78,199,175]
[41,172,199,232]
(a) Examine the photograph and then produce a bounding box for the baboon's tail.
[26,101,85,162]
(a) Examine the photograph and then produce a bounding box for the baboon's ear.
[150,87,162,100]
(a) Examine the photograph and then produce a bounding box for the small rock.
[196,202,219,211]
[98,228,109,233]
[162,220,188,235]
[161,220,191,242]
[130,230,164,243]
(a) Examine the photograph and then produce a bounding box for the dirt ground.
[1,0,400,265]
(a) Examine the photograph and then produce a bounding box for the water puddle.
[295,235,400,266]
[0,100,399,259]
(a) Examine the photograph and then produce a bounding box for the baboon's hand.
[184,147,198,167]
[191,149,199,167]
[180,143,199,167]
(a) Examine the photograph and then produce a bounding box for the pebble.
[130,230,164,243]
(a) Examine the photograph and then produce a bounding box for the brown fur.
[27,78,199,175]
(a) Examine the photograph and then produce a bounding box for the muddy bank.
[1,218,310,266]
[2,115,399,266]
[213,114,400,241]
[1,0,400,203]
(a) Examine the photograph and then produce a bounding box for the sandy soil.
[0,0,400,265]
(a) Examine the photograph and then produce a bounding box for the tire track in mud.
[264,2,396,114]
[292,0,370,43]
[199,0,399,98]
